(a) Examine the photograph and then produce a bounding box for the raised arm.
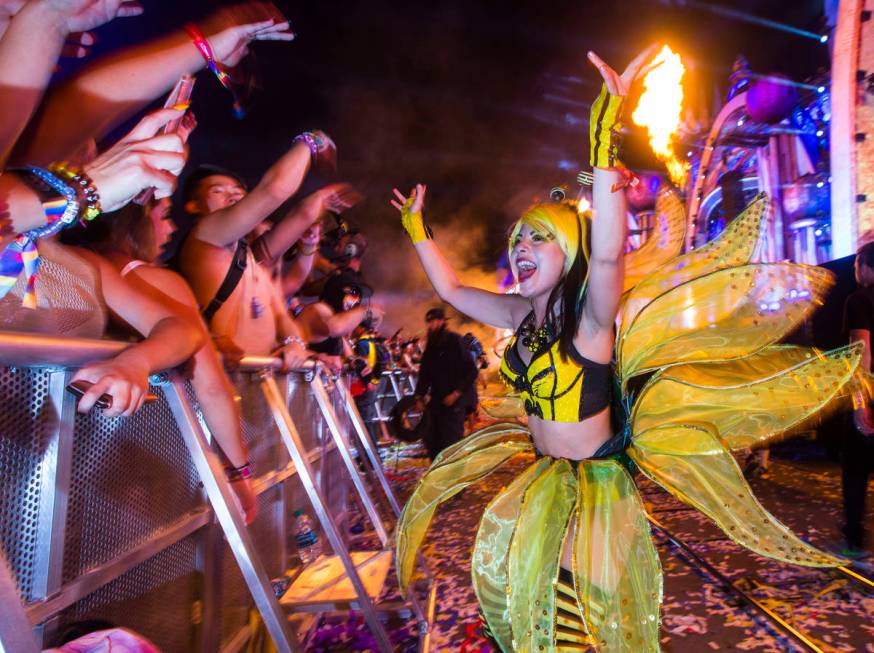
[253,182,360,266]
[13,3,293,165]
[580,46,658,336]
[390,184,528,330]
[192,139,320,247]
[280,223,320,298]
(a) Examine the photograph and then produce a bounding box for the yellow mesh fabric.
[481,395,526,419]
[507,459,578,652]
[618,262,834,383]
[573,460,662,653]
[622,190,686,293]
[396,425,532,590]
[473,458,552,652]
[632,344,863,450]
[619,193,768,345]
[628,424,847,567]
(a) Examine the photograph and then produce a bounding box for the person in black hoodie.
[414,307,478,459]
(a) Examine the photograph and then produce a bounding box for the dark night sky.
[69,0,831,332]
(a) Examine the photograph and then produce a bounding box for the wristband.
[400,196,432,244]
[589,83,625,169]
[293,131,333,159]
[281,335,306,349]
[0,167,82,308]
[184,23,245,119]
[48,163,101,221]
[225,462,253,482]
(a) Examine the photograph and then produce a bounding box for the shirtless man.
[178,132,355,367]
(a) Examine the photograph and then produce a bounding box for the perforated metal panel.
[234,372,286,478]
[0,367,56,601]
[219,535,252,646]
[285,373,322,453]
[59,534,200,653]
[62,389,203,583]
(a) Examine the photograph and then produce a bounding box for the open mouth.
[516,259,537,283]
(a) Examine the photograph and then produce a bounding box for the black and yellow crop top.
[499,316,612,423]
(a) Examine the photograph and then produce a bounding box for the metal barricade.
[0,332,433,653]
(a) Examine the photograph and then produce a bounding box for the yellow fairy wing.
[396,426,533,591]
[431,422,530,468]
[472,457,552,653]
[618,262,834,384]
[629,424,846,567]
[573,460,662,653]
[632,344,863,450]
[507,459,578,652]
[619,193,768,342]
[623,189,687,293]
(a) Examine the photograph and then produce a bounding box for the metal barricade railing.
[0,332,433,653]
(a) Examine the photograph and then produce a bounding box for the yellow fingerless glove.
[400,197,432,244]
[589,84,625,169]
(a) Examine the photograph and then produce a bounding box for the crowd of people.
[0,1,447,531]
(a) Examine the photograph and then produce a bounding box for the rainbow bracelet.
[184,23,245,119]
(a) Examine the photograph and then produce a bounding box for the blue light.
[737,118,745,126]
[817,181,825,188]
[816,129,824,137]
[818,86,826,94]
[820,34,829,43]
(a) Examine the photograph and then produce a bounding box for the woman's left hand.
[229,476,258,525]
[587,44,660,97]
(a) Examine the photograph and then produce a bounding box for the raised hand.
[49,0,144,34]
[203,2,295,67]
[83,107,188,211]
[391,184,431,244]
[587,43,660,97]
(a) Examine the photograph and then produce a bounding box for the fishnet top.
[0,239,107,337]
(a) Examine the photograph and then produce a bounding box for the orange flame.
[632,45,688,185]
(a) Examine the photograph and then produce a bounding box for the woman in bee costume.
[389,46,863,653]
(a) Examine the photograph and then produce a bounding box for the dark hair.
[181,164,248,204]
[554,215,590,362]
[60,202,155,261]
[858,241,874,270]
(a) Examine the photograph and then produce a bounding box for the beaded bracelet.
[14,166,81,238]
[293,131,332,159]
[48,163,101,222]
[281,334,306,349]
[225,462,253,482]
[184,23,245,119]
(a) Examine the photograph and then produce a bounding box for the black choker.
[519,314,552,354]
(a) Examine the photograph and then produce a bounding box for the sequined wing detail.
[573,460,662,653]
[629,424,847,567]
[632,344,863,450]
[396,425,533,590]
[619,192,768,341]
[507,459,578,651]
[472,458,552,653]
[617,262,834,384]
[623,189,686,294]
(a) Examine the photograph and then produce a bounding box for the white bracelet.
[281,335,306,349]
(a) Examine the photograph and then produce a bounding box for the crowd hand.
[60,30,95,59]
[390,184,431,244]
[443,389,462,407]
[203,2,295,68]
[70,356,149,417]
[587,44,660,97]
[314,353,342,375]
[229,476,258,525]
[280,341,309,372]
[45,0,143,34]
[83,107,188,212]
[176,111,198,145]
[366,305,385,328]
[213,334,245,370]
[317,182,363,215]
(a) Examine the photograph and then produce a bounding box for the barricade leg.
[260,372,394,653]
[162,374,300,653]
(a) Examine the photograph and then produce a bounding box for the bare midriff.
[528,405,613,460]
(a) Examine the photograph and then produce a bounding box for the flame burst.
[632,45,688,185]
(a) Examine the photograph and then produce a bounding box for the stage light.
[817,181,825,188]
[816,129,824,137]
[815,229,823,236]
[820,34,829,43]
[818,86,826,94]
[737,118,745,126]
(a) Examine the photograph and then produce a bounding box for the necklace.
[519,313,552,354]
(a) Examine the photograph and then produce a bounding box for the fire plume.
[632,45,688,185]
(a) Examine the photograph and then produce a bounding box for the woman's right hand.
[202,2,295,68]
[229,476,258,525]
[83,108,188,212]
[70,355,150,417]
[390,184,431,244]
